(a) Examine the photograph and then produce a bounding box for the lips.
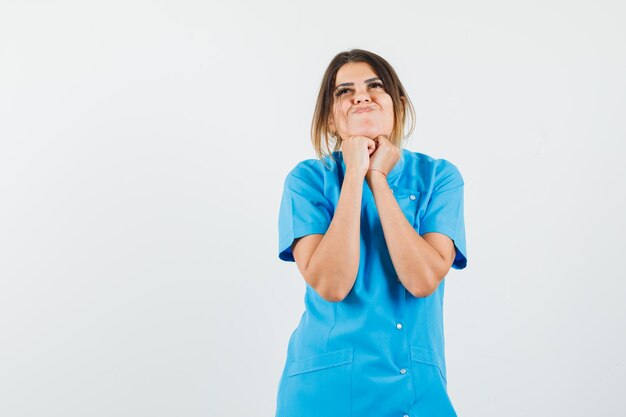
[353,105,376,113]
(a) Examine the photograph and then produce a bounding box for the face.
[329,61,395,141]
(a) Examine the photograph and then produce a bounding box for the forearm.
[306,172,363,302]
[367,171,445,297]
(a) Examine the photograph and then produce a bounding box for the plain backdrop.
[1,1,625,416]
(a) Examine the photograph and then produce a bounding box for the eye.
[334,87,351,97]
[334,81,384,97]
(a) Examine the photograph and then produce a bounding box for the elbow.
[305,262,356,303]
[405,259,451,298]
[405,271,442,298]
[315,281,352,302]
[321,290,349,303]
[309,272,354,303]
[407,285,436,298]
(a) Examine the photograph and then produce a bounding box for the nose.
[353,92,371,105]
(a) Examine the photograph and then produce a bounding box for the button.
[400,368,407,375]
[409,194,416,200]
[396,323,403,330]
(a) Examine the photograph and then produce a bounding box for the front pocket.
[284,348,353,417]
[287,347,353,376]
[410,346,447,383]
[409,346,456,415]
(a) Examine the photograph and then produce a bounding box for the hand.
[342,135,377,178]
[366,135,400,182]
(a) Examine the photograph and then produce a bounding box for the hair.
[310,49,416,167]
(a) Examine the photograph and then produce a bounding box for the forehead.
[335,62,378,85]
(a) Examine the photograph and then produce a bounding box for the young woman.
[276,49,468,417]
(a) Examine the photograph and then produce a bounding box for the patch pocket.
[285,348,353,416]
[410,345,447,385]
[394,188,421,229]
[409,346,456,415]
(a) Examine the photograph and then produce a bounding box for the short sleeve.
[278,162,334,262]
[419,159,468,270]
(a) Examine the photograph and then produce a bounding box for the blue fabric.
[275,148,467,417]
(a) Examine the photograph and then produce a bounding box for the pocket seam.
[287,347,354,377]
[410,346,447,383]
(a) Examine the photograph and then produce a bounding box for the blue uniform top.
[275,148,467,417]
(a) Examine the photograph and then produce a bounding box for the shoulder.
[283,153,339,189]
[401,149,464,191]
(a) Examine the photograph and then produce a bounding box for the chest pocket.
[394,188,421,231]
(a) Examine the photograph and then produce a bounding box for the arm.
[292,172,363,301]
[292,171,364,302]
[366,171,456,297]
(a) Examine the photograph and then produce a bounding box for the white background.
[1,1,625,416]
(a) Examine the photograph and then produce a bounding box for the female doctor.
[276,49,468,417]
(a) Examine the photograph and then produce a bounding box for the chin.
[354,129,384,139]
[346,117,391,139]
[348,124,384,139]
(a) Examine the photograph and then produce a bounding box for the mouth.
[352,105,376,113]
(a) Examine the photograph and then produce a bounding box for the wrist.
[365,169,388,186]
[366,169,387,181]
[367,168,387,177]
[344,169,366,183]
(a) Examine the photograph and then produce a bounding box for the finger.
[366,140,375,155]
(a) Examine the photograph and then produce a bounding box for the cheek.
[384,100,395,124]
[335,104,351,125]
[387,109,395,124]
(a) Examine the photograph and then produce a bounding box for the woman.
[276,49,468,417]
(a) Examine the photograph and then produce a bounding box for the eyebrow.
[334,77,382,90]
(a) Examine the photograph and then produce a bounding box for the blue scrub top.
[275,148,467,417]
